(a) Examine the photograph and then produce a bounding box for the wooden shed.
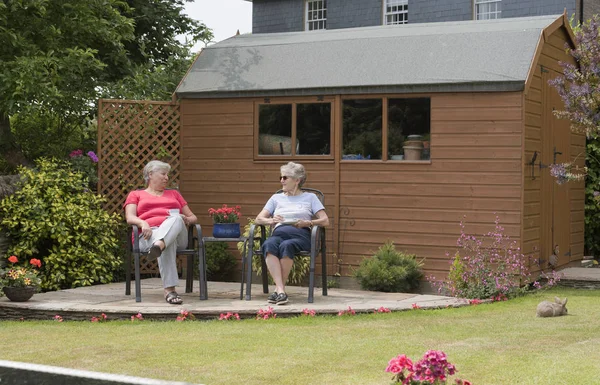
[174,14,584,281]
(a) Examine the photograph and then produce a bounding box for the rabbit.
[536,297,568,317]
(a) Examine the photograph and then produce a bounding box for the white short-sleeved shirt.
[263,192,324,228]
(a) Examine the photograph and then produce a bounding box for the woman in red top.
[124,160,197,304]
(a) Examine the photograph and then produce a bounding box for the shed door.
[541,70,571,268]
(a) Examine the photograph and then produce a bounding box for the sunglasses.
[280,176,290,181]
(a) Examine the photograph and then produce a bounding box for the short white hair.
[280,162,306,187]
[143,160,171,185]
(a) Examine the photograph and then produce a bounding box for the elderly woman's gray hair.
[280,162,306,187]
[143,160,171,184]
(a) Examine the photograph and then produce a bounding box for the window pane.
[296,103,331,155]
[388,98,431,161]
[342,99,382,160]
[258,104,292,155]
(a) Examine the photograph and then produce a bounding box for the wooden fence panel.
[97,99,181,275]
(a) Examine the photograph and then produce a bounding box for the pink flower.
[8,255,18,264]
[91,317,99,323]
[374,306,390,313]
[53,315,63,322]
[131,313,144,321]
[302,308,316,317]
[385,354,414,374]
[412,303,421,309]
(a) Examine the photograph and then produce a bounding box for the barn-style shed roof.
[175,14,571,98]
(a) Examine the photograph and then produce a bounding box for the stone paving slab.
[0,278,468,321]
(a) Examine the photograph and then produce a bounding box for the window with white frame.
[384,0,408,25]
[475,0,501,20]
[306,0,327,31]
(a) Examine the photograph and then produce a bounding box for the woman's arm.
[255,208,284,226]
[312,210,329,227]
[124,204,153,240]
[180,205,197,226]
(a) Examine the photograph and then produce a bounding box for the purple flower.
[87,151,99,163]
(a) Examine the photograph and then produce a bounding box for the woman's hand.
[140,221,152,240]
[296,219,313,228]
[272,215,284,225]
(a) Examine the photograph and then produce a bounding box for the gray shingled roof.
[176,15,562,98]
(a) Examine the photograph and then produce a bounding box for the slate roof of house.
[175,15,565,98]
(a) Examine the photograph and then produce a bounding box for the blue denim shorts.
[261,225,311,259]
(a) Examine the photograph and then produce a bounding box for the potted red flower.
[208,204,242,238]
[0,255,42,301]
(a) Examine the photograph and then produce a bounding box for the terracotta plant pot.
[3,286,37,302]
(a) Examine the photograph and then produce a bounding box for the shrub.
[353,241,423,292]
[0,158,121,291]
[237,218,310,285]
[205,242,236,281]
[429,217,554,300]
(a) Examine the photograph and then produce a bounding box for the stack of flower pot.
[403,135,423,161]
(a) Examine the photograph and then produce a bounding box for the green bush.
[205,242,236,281]
[237,218,310,285]
[0,158,121,291]
[353,241,423,292]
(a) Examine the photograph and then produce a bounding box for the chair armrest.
[248,223,267,249]
[310,225,323,246]
[131,225,141,253]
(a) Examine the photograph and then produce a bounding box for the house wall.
[582,0,600,21]
[250,0,577,33]
[523,25,584,272]
[179,92,526,280]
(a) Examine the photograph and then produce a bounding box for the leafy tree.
[0,0,212,171]
[550,16,600,255]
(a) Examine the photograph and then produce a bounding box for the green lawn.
[1,288,599,385]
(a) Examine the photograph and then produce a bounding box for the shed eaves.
[175,15,562,98]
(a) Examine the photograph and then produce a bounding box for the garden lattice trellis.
[97,99,183,275]
[97,99,181,214]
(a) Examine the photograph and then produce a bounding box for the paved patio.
[0,278,468,321]
[2,267,595,321]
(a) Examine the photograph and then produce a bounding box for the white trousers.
[139,215,188,288]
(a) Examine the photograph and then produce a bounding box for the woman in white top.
[254,162,329,305]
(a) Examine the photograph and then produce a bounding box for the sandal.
[147,245,162,262]
[165,291,183,305]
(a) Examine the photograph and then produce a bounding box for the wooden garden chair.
[125,223,205,302]
[241,187,328,303]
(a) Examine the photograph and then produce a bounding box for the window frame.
[254,96,335,161]
[305,0,327,31]
[340,95,431,163]
[383,0,409,25]
[474,0,501,20]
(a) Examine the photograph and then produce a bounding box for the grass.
[1,287,599,384]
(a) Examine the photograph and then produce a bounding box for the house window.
[258,102,331,157]
[475,0,501,20]
[342,99,383,160]
[384,0,408,25]
[388,98,430,161]
[306,0,327,31]
[342,97,431,161]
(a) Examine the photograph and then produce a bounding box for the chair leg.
[125,247,132,296]
[321,231,327,296]
[240,240,247,300]
[134,250,141,303]
[261,255,269,294]
[245,247,254,301]
[185,254,193,293]
[199,239,207,300]
[308,253,316,304]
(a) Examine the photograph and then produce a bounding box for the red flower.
[30,258,42,268]
[8,255,18,264]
